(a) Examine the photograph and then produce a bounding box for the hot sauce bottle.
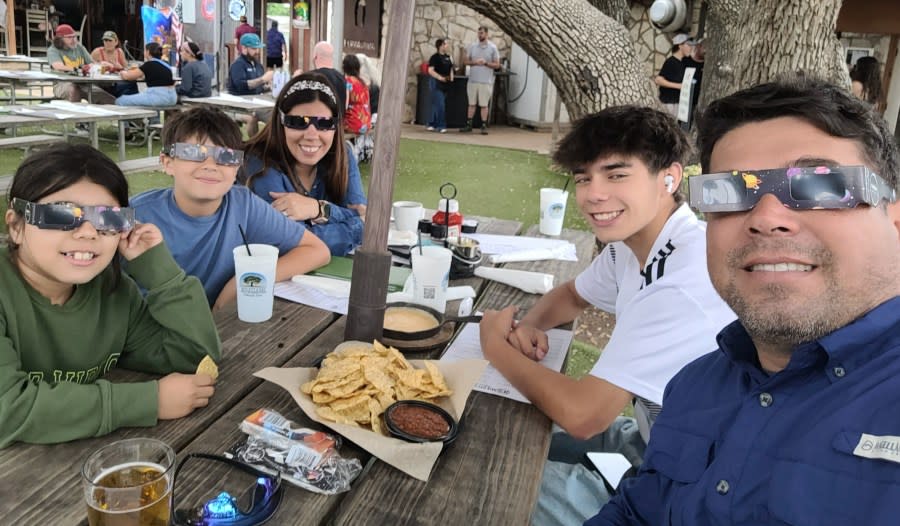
[431,198,463,239]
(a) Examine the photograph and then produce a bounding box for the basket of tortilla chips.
[254,341,487,481]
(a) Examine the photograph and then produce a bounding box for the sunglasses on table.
[10,198,135,235]
[689,165,897,213]
[279,111,337,131]
[171,453,283,526]
[164,143,245,166]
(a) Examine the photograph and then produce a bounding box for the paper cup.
[411,246,452,313]
[539,188,568,236]
[233,244,279,323]
[393,201,424,233]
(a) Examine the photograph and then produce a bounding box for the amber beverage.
[82,439,174,526]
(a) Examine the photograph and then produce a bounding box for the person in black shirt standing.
[427,38,454,133]
[654,33,693,118]
[681,37,705,114]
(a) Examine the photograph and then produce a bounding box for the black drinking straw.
[238,224,252,256]
[417,231,424,255]
[562,177,570,194]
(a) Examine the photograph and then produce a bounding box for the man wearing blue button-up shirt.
[589,76,900,525]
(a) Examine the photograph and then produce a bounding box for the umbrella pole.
[345,0,416,342]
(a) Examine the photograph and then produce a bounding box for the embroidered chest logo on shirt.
[854,433,900,464]
[640,240,676,289]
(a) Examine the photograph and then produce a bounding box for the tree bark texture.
[588,0,631,26]
[700,0,847,110]
[451,0,657,119]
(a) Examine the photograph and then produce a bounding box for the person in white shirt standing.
[461,26,500,135]
[479,106,736,525]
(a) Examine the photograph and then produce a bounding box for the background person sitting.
[116,42,177,108]
[227,33,274,136]
[356,53,380,118]
[342,54,371,136]
[92,30,138,98]
[850,56,885,112]
[176,42,212,99]
[48,24,115,104]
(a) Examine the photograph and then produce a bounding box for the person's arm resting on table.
[480,281,633,440]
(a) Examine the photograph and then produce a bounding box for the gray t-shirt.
[467,41,499,85]
[47,45,93,70]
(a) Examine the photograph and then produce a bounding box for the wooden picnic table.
[0,217,595,525]
[0,103,158,161]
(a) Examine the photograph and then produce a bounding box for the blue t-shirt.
[241,151,366,257]
[131,186,306,305]
[266,30,285,58]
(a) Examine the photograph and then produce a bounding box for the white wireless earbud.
[664,175,675,193]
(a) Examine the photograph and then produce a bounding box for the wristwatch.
[312,200,331,224]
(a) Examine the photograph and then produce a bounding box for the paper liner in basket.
[254,358,487,481]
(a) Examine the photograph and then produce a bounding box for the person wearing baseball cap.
[654,33,693,117]
[48,24,115,104]
[91,30,139,98]
[227,33,273,135]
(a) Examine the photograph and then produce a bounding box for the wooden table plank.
[328,227,596,525]
[0,300,337,525]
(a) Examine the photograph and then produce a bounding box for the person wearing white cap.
[654,33,693,117]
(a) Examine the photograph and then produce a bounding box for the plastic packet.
[224,408,362,495]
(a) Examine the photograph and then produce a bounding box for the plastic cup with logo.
[539,188,568,236]
[82,438,175,526]
[392,201,424,233]
[411,246,452,313]
[232,244,279,323]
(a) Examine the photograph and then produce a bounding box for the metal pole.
[344,0,415,342]
[332,0,345,66]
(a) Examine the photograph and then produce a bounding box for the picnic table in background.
[0,103,158,161]
[181,93,275,115]
[0,217,595,525]
[0,69,121,104]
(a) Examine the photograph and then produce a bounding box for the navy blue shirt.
[589,296,900,526]
[227,54,265,95]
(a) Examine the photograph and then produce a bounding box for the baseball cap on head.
[672,33,690,45]
[240,33,264,49]
[102,31,118,41]
[55,24,75,37]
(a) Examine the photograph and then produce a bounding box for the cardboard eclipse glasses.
[11,198,135,234]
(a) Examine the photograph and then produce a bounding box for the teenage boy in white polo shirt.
[479,106,736,525]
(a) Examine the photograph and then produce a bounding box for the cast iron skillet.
[382,302,482,341]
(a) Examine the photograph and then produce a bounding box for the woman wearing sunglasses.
[241,72,367,257]
[0,143,220,448]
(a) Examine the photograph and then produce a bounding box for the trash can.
[416,73,432,125]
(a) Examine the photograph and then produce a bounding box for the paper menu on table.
[275,280,348,314]
[440,323,573,403]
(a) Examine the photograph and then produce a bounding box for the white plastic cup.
[393,201,424,233]
[539,188,568,236]
[232,244,279,323]
[411,246,452,313]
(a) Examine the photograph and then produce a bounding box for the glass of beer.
[82,438,175,526]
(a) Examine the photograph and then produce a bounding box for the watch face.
[321,201,331,220]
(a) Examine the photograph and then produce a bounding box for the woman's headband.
[283,80,337,105]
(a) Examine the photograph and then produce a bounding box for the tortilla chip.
[195,355,219,380]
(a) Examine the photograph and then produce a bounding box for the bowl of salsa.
[383,400,459,445]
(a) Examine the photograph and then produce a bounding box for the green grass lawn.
[3,135,590,235]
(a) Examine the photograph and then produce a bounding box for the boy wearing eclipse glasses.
[132,107,330,309]
[589,76,900,525]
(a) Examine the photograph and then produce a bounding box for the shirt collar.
[718,296,900,377]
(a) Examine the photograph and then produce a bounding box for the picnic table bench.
[0,132,64,151]
[0,217,595,525]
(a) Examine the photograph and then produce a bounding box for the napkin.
[489,247,565,264]
[291,274,351,298]
[474,267,554,294]
[254,357,488,481]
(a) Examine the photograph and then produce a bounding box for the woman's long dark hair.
[850,56,884,111]
[242,72,349,202]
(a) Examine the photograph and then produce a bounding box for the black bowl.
[383,400,459,445]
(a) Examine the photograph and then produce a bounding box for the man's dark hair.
[554,105,692,175]
[435,38,445,49]
[478,26,488,32]
[146,42,163,59]
[161,106,243,151]
[698,74,900,190]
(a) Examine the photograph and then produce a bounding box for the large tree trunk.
[699,0,847,110]
[452,0,656,119]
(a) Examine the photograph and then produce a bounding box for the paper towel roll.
[474,267,554,294]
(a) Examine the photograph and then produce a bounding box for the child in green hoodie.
[0,143,221,448]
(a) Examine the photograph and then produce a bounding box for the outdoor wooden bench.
[0,133,65,152]
[117,156,161,174]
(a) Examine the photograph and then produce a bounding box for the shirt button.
[759,392,774,407]
[716,479,730,495]
[833,366,846,378]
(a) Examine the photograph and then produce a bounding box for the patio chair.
[25,9,49,56]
